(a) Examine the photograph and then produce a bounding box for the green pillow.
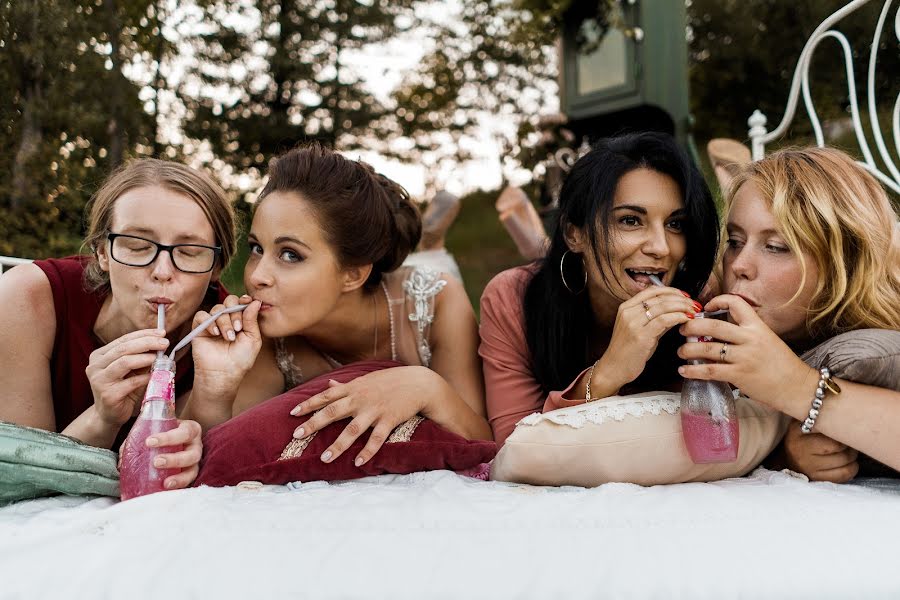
[0,421,119,506]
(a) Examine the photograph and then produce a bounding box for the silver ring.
[645,309,653,322]
[720,342,729,361]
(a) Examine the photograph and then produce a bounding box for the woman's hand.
[593,286,700,393]
[191,295,262,385]
[780,420,859,483]
[146,419,204,489]
[288,366,432,467]
[85,328,171,429]
[677,294,815,412]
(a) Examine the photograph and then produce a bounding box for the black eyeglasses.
[107,233,221,274]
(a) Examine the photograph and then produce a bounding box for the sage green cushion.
[0,421,119,506]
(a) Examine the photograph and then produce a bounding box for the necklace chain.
[319,280,396,368]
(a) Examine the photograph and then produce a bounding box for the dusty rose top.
[478,266,589,446]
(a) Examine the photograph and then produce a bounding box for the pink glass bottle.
[680,323,739,463]
[119,357,183,500]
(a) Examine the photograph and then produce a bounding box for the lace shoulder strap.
[402,266,448,368]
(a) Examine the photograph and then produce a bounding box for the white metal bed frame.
[0,255,32,274]
[747,0,900,195]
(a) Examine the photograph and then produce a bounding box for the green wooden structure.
[560,1,691,147]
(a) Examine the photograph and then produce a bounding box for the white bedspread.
[1,468,898,599]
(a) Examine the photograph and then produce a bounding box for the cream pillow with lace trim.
[491,391,789,487]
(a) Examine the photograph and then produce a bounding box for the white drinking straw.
[168,304,249,359]
[156,304,165,360]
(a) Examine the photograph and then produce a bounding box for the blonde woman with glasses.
[679,147,900,481]
[0,159,237,491]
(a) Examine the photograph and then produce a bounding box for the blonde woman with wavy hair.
[679,147,900,481]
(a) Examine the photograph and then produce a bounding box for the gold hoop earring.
[560,250,587,294]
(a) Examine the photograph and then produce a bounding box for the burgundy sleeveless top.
[34,256,228,447]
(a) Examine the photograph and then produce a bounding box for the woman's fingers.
[147,419,201,449]
[354,423,394,467]
[679,338,736,363]
[640,298,700,321]
[163,465,199,490]
[103,352,160,381]
[292,395,351,438]
[703,294,758,324]
[320,415,375,463]
[812,455,860,483]
[193,309,218,336]
[238,300,262,341]
[291,380,347,416]
[91,332,168,368]
[95,328,166,356]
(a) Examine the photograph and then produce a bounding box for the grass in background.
[442,189,526,315]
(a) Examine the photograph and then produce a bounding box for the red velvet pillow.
[195,360,497,487]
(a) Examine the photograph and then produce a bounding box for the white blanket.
[2,468,899,599]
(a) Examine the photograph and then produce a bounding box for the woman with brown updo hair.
[0,158,237,490]
[184,143,491,466]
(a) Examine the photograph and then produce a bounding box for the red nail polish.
[680,291,691,298]
[685,312,694,319]
[693,301,703,311]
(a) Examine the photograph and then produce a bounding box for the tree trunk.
[11,80,42,209]
[103,0,126,168]
[10,8,43,209]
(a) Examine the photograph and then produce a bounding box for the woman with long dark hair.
[480,132,720,445]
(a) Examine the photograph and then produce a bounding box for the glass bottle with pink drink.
[119,356,183,500]
[680,314,739,463]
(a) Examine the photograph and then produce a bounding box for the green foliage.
[178,0,420,180]
[689,0,900,142]
[0,0,167,258]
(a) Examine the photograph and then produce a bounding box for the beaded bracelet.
[585,359,600,402]
[800,367,841,434]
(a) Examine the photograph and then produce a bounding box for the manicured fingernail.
[234,320,242,332]
[293,427,305,438]
[290,405,302,416]
[165,479,177,489]
[321,450,333,462]
[153,457,167,468]
[213,326,220,335]
[693,301,703,311]
[354,457,364,467]
[146,437,158,447]
[678,367,686,375]
[680,291,690,298]
[227,331,236,341]
[685,312,694,319]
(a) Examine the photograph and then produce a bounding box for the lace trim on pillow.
[277,415,425,461]
[279,432,317,460]
[517,393,681,429]
[403,266,447,368]
[386,416,424,443]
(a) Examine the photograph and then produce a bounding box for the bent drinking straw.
[168,304,249,359]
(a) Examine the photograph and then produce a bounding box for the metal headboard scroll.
[747,0,900,195]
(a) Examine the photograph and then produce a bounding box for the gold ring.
[720,342,728,361]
